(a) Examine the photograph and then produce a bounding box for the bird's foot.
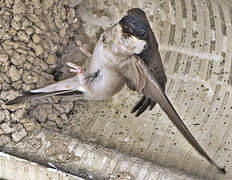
[76,40,92,57]
[66,62,83,74]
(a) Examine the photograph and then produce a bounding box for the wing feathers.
[6,75,84,105]
[156,88,225,173]
[5,90,83,105]
[123,8,167,115]
[122,55,225,173]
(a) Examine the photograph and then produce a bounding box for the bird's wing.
[120,55,224,173]
[121,8,167,116]
[5,76,83,105]
[127,8,167,85]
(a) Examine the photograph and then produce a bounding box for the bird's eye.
[122,33,131,39]
[137,30,147,39]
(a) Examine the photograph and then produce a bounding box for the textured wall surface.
[0,152,83,180]
[0,0,232,179]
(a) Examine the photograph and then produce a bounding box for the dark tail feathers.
[5,90,83,105]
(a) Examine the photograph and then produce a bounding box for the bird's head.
[101,16,147,58]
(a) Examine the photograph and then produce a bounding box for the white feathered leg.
[76,40,92,57]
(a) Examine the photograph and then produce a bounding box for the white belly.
[84,69,126,100]
[84,36,127,100]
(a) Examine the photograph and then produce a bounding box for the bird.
[122,8,167,117]
[6,8,225,174]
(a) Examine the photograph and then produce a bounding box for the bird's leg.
[67,39,92,84]
[66,62,86,86]
[66,62,83,74]
[76,40,93,57]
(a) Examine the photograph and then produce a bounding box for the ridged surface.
[1,0,232,179]
[0,152,82,180]
[1,129,203,180]
[72,0,232,179]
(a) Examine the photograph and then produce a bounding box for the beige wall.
[1,0,232,179]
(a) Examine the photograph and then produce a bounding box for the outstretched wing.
[120,8,167,116]
[5,76,83,105]
[120,55,225,173]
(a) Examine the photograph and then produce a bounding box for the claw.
[76,40,92,57]
[66,62,83,74]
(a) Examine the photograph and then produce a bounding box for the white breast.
[83,37,126,100]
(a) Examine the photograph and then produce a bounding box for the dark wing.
[6,67,100,105]
[120,8,167,116]
[120,55,225,173]
[5,90,83,105]
[5,76,83,105]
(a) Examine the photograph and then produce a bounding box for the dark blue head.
[119,15,148,40]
